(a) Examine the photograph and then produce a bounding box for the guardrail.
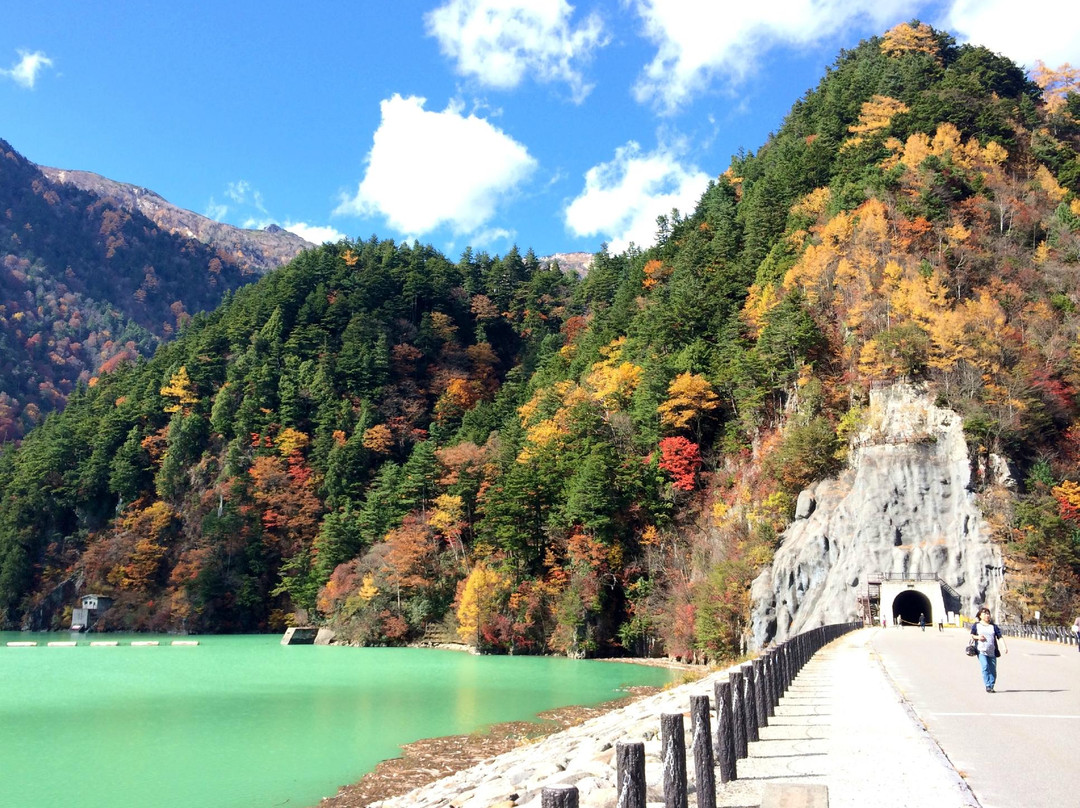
[998,623,1077,647]
[538,621,862,808]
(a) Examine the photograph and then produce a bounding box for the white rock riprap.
[749,382,1004,647]
[366,667,745,808]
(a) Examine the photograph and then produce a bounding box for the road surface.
[872,625,1080,808]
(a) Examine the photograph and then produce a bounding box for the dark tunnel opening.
[892,590,933,627]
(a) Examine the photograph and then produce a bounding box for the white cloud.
[237,215,344,244]
[2,49,54,89]
[335,94,538,237]
[226,181,250,204]
[204,198,229,222]
[425,0,607,102]
[282,222,346,244]
[943,0,1080,69]
[206,182,342,244]
[630,0,919,112]
[471,226,515,246]
[225,180,268,213]
[564,141,710,253]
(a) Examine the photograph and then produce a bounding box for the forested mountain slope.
[0,140,294,441]
[1,23,1078,656]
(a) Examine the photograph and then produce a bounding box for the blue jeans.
[978,652,997,689]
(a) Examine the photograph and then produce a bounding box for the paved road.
[872,626,1080,808]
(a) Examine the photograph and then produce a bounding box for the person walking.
[970,607,1008,692]
[1073,615,1080,652]
[919,612,926,631]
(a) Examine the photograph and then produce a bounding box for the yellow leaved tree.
[160,366,198,414]
[429,493,465,562]
[657,372,720,433]
[1031,60,1080,115]
[275,427,310,457]
[880,22,940,61]
[456,562,511,646]
[846,95,909,148]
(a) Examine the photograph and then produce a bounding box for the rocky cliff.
[39,167,312,275]
[749,383,1006,648]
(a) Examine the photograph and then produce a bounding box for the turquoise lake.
[0,633,674,808]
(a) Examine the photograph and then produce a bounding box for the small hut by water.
[70,594,113,632]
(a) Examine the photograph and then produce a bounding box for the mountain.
[1,22,1077,653]
[543,251,593,277]
[38,166,313,275]
[0,140,310,441]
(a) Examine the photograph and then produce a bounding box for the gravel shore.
[317,658,703,807]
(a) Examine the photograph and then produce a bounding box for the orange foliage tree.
[658,436,702,491]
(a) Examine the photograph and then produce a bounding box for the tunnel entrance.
[892,590,933,627]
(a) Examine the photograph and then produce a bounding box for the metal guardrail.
[998,623,1078,647]
[875,572,942,581]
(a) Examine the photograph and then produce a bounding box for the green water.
[0,634,673,808]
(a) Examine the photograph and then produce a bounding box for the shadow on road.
[993,688,1065,693]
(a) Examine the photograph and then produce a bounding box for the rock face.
[749,383,1004,648]
[39,167,312,275]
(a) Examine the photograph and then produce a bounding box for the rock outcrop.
[39,166,312,275]
[749,383,1004,648]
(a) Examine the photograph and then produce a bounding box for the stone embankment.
[367,664,721,808]
[366,629,975,808]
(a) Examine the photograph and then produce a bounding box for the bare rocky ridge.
[40,167,594,280]
[749,382,1005,648]
[38,166,313,275]
[544,251,593,276]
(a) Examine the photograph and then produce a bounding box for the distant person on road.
[919,612,926,631]
[1073,616,1080,653]
[970,607,1008,692]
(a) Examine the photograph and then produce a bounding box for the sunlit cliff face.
[750,383,1004,648]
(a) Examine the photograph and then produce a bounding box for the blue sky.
[2,1,1078,259]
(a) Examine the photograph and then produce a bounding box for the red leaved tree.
[658,436,702,491]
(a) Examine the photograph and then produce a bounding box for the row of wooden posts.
[540,622,862,808]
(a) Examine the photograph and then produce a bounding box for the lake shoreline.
[317,656,706,807]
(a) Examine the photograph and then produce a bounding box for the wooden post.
[690,695,716,808]
[730,669,747,759]
[763,651,776,718]
[742,662,759,743]
[542,785,579,808]
[713,679,737,783]
[776,643,788,695]
[616,741,646,808]
[753,657,768,729]
[661,713,688,808]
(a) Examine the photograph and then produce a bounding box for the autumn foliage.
[658,437,702,491]
[4,21,1080,649]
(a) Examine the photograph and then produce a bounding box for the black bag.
[965,639,978,656]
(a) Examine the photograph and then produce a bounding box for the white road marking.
[931,712,1080,719]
